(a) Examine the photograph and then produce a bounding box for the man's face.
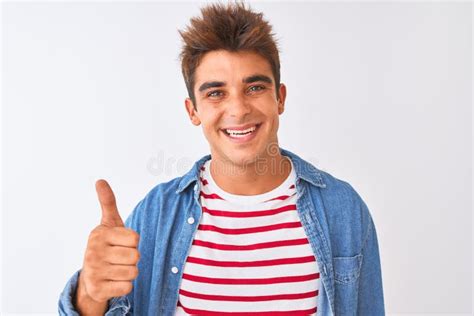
[185,49,286,169]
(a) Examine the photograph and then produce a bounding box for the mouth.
[220,123,262,143]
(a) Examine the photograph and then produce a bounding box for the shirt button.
[171,266,179,274]
[187,217,195,224]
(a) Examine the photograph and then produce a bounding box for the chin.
[226,145,266,167]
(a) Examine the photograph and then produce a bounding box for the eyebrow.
[244,74,273,85]
[198,74,273,93]
[198,81,225,93]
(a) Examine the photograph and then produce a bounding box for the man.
[59,2,385,315]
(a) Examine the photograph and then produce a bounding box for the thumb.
[95,179,124,227]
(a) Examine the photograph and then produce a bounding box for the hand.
[77,179,140,306]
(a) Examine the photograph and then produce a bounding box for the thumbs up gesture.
[74,180,140,314]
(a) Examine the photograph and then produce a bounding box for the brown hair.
[178,1,281,109]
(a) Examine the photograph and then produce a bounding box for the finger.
[104,246,140,265]
[104,227,140,248]
[104,264,139,281]
[96,179,124,227]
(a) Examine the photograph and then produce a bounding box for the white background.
[1,1,472,314]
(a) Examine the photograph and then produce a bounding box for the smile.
[221,123,261,143]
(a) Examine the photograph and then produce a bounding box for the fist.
[79,179,140,303]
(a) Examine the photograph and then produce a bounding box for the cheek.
[268,115,280,132]
[199,114,221,135]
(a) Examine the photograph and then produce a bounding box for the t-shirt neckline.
[202,157,295,205]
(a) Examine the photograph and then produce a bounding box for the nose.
[225,93,251,118]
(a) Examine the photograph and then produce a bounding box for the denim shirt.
[59,147,385,315]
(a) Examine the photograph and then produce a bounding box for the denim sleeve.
[58,269,131,315]
[357,204,385,315]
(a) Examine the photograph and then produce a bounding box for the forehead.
[194,49,273,85]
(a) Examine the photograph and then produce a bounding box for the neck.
[209,152,292,196]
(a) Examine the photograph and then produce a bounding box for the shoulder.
[141,176,184,203]
[283,147,368,215]
[124,175,190,231]
[311,169,373,246]
[318,169,367,211]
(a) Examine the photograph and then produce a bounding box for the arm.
[357,207,385,315]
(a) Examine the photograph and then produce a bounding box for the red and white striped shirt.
[175,159,320,315]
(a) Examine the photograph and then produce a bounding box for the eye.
[248,85,265,93]
[207,90,223,98]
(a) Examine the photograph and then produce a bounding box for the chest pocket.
[333,254,363,315]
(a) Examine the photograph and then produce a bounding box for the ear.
[277,83,287,115]
[185,98,201,126]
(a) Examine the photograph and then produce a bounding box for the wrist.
[74,273,108,315]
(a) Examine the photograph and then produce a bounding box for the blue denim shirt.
[59,147,385,315]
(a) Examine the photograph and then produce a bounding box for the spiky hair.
[178,1,281,108]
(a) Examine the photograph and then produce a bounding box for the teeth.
[229,132,251,138]
[225,125,256,135]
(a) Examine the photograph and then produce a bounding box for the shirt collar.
[175,146,326,194]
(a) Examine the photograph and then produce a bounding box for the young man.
[59,2,384,315]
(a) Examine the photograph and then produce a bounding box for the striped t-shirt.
[175,158,320,315]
